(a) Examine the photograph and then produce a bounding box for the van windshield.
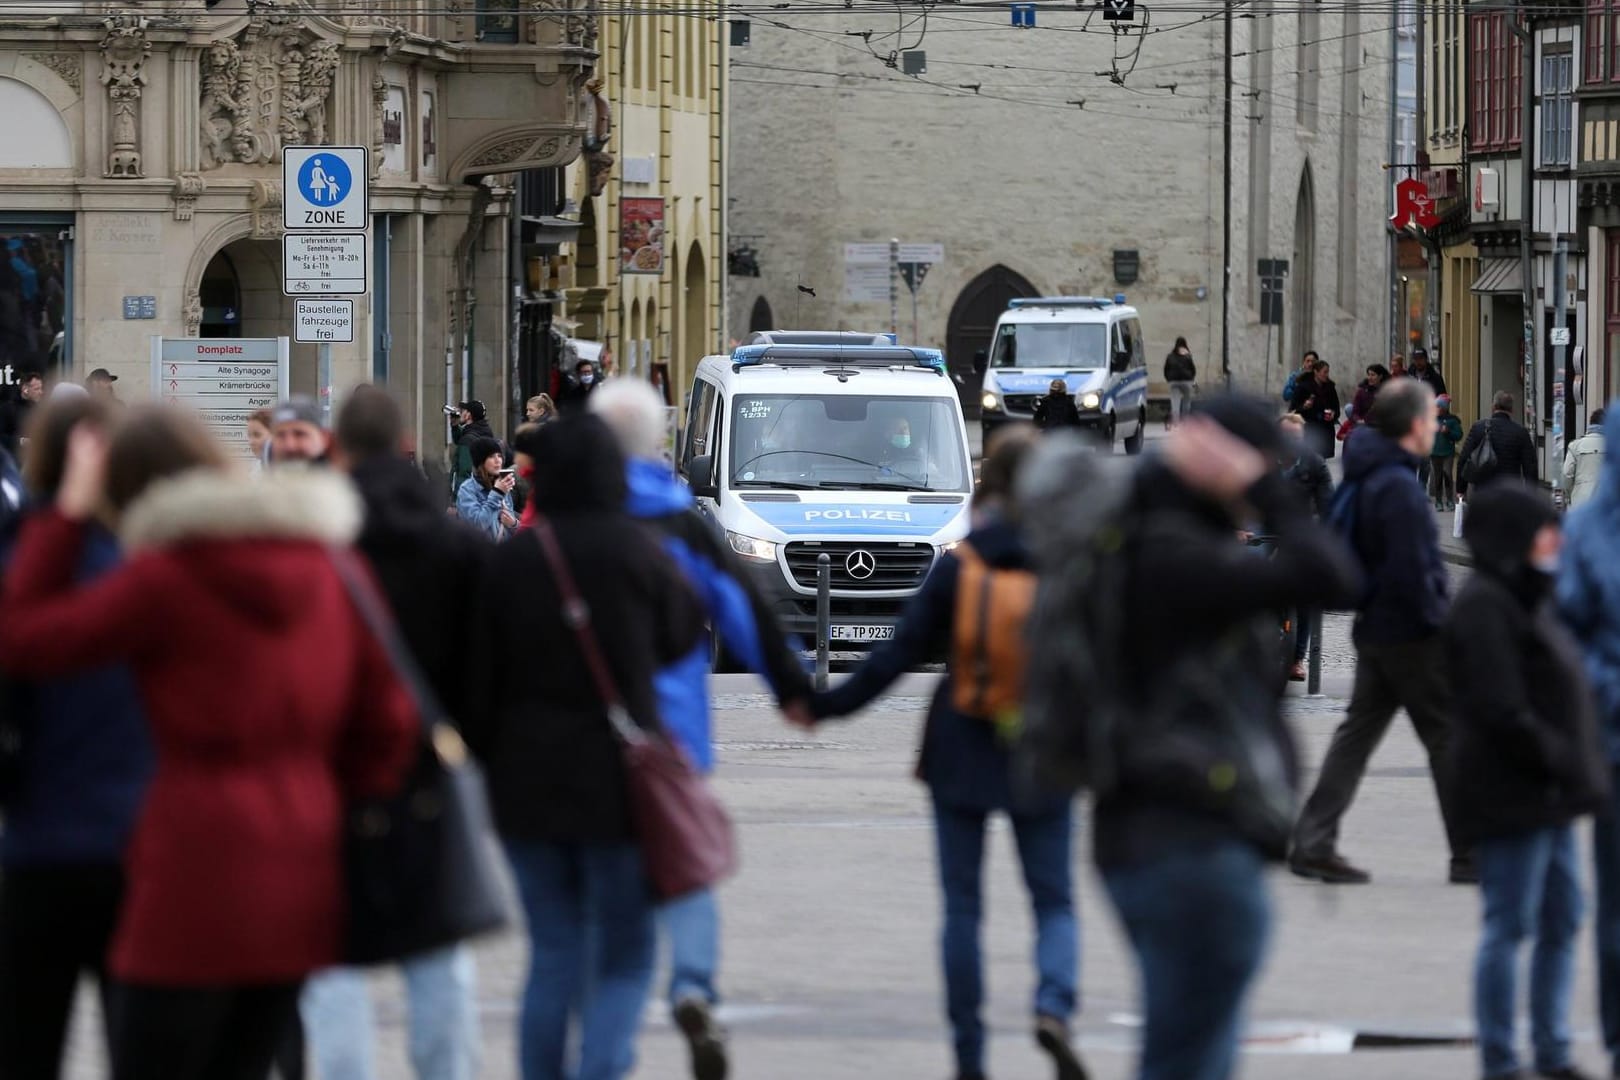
[989,322,1108,369]
[730,394,971,492]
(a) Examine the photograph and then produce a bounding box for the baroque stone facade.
[0,0,597,465]
[198,11,340,168]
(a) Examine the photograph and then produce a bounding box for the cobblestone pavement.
[62,569,1584,1080]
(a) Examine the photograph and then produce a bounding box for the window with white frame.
[1542,50,1574,166]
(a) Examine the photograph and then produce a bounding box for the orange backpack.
[950,543,1037,722]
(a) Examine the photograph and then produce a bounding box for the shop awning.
[1471,258,1524,295]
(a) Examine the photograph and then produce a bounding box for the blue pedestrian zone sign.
[299,154,350,207]
[282,145,368,232]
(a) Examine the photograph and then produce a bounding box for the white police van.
[680,333,974,650]
[976,295,1150,453]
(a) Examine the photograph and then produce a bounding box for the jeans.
[933,799,1078,1076]
[1293,637,1464,861]
[301,945,479,1080]
[1101,840,1270,1080]
[662,887,720,1007]
[1592,767,1620,1075]
[1430,456,1456,506]
[504,841,656,1080]
[1475,825,1583,1078]
[1168,382,1196,424]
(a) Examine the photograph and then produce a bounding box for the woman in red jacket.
[0,406,418,1080]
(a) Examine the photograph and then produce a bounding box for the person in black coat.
[301,390,492,1080]
[1031,379,1081,431]
[1277,413,1334,681]
[1447,483,1607,1080]
[464,414,705,1080]
[1289,359,1342,460]
[1458,390,1540,497]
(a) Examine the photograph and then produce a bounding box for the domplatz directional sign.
[283,146,369,232]
[151,337,289,462]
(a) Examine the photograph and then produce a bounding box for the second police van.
[679,332,973,651]
[976,295,1151,453]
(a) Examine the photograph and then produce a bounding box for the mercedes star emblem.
[845,549,877,580]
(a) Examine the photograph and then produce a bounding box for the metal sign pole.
[318,341,333,427]
[889,239,900,338]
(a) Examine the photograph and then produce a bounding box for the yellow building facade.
[1424,0,1482,425]
[563,3,725,404]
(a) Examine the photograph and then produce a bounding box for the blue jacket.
[1559,406,1620,762]
[625,458,810,772]
[456,475,514,540]
[1,522,153,865]
[810,518,1066,815]
[1340,426,1448,646]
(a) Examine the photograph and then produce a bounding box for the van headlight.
[981,391,1002,412]
[1079,391,1102,410]
[726,531,778,563]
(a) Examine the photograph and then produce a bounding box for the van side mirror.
[972,349,988,375]
[1111,350,1131,374]
[689,454,718,499]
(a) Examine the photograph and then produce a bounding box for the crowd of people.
[4,350,1620,1080]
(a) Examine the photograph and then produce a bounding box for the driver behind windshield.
[879,417,934,479]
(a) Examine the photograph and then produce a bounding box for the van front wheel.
[1124,408,1147,455]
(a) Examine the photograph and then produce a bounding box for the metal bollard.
[1307,609,1324,696]
[815,553,831,691]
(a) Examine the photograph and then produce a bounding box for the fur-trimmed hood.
[117,466,363,631]
[120,466,362,552]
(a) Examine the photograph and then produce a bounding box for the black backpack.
[1465,421,1500,487]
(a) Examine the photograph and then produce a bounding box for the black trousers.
[0,862,125,1080]
[111,982,303,1080]
[1292,637,1464,860]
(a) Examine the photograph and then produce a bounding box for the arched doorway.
[198,250,242,338]
[749,296,773,333]
[683,243,707,386]
[1291,164,1317,366]
[946,264,1038,415]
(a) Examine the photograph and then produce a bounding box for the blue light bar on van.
[730,344,948,374]
[1007,296,1116,309]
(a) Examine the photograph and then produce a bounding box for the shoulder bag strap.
[329,547,471,766]
[529,516,645,745]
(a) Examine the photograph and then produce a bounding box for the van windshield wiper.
[732,479,819,490]
[820,480,931,491]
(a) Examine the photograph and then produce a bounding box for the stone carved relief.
[182,291,203,337]
[522,0,596,51]
[25,52,83,94]
[100,16,150,179]
[370,75,388,178]
[468,135,561,171]
[173,172,206,221]
[199,7,342,170]
[248,179,283,238]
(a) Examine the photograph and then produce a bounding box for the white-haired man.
[590,378,812,1080]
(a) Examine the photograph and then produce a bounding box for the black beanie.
[468,436,503,469]
[1192,393,1286,455]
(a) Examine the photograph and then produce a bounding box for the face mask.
[579,374,594,386]
[1531,554,1560,575]
[891,434,911,450]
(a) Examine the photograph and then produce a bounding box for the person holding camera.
[455,437,517,540]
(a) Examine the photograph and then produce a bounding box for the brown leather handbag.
[531,517,737,901]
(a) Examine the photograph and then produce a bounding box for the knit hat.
[1436,394,1451,411]
[271,396,323,429]
[468,436,503,469]
[1192,393,1286,455]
